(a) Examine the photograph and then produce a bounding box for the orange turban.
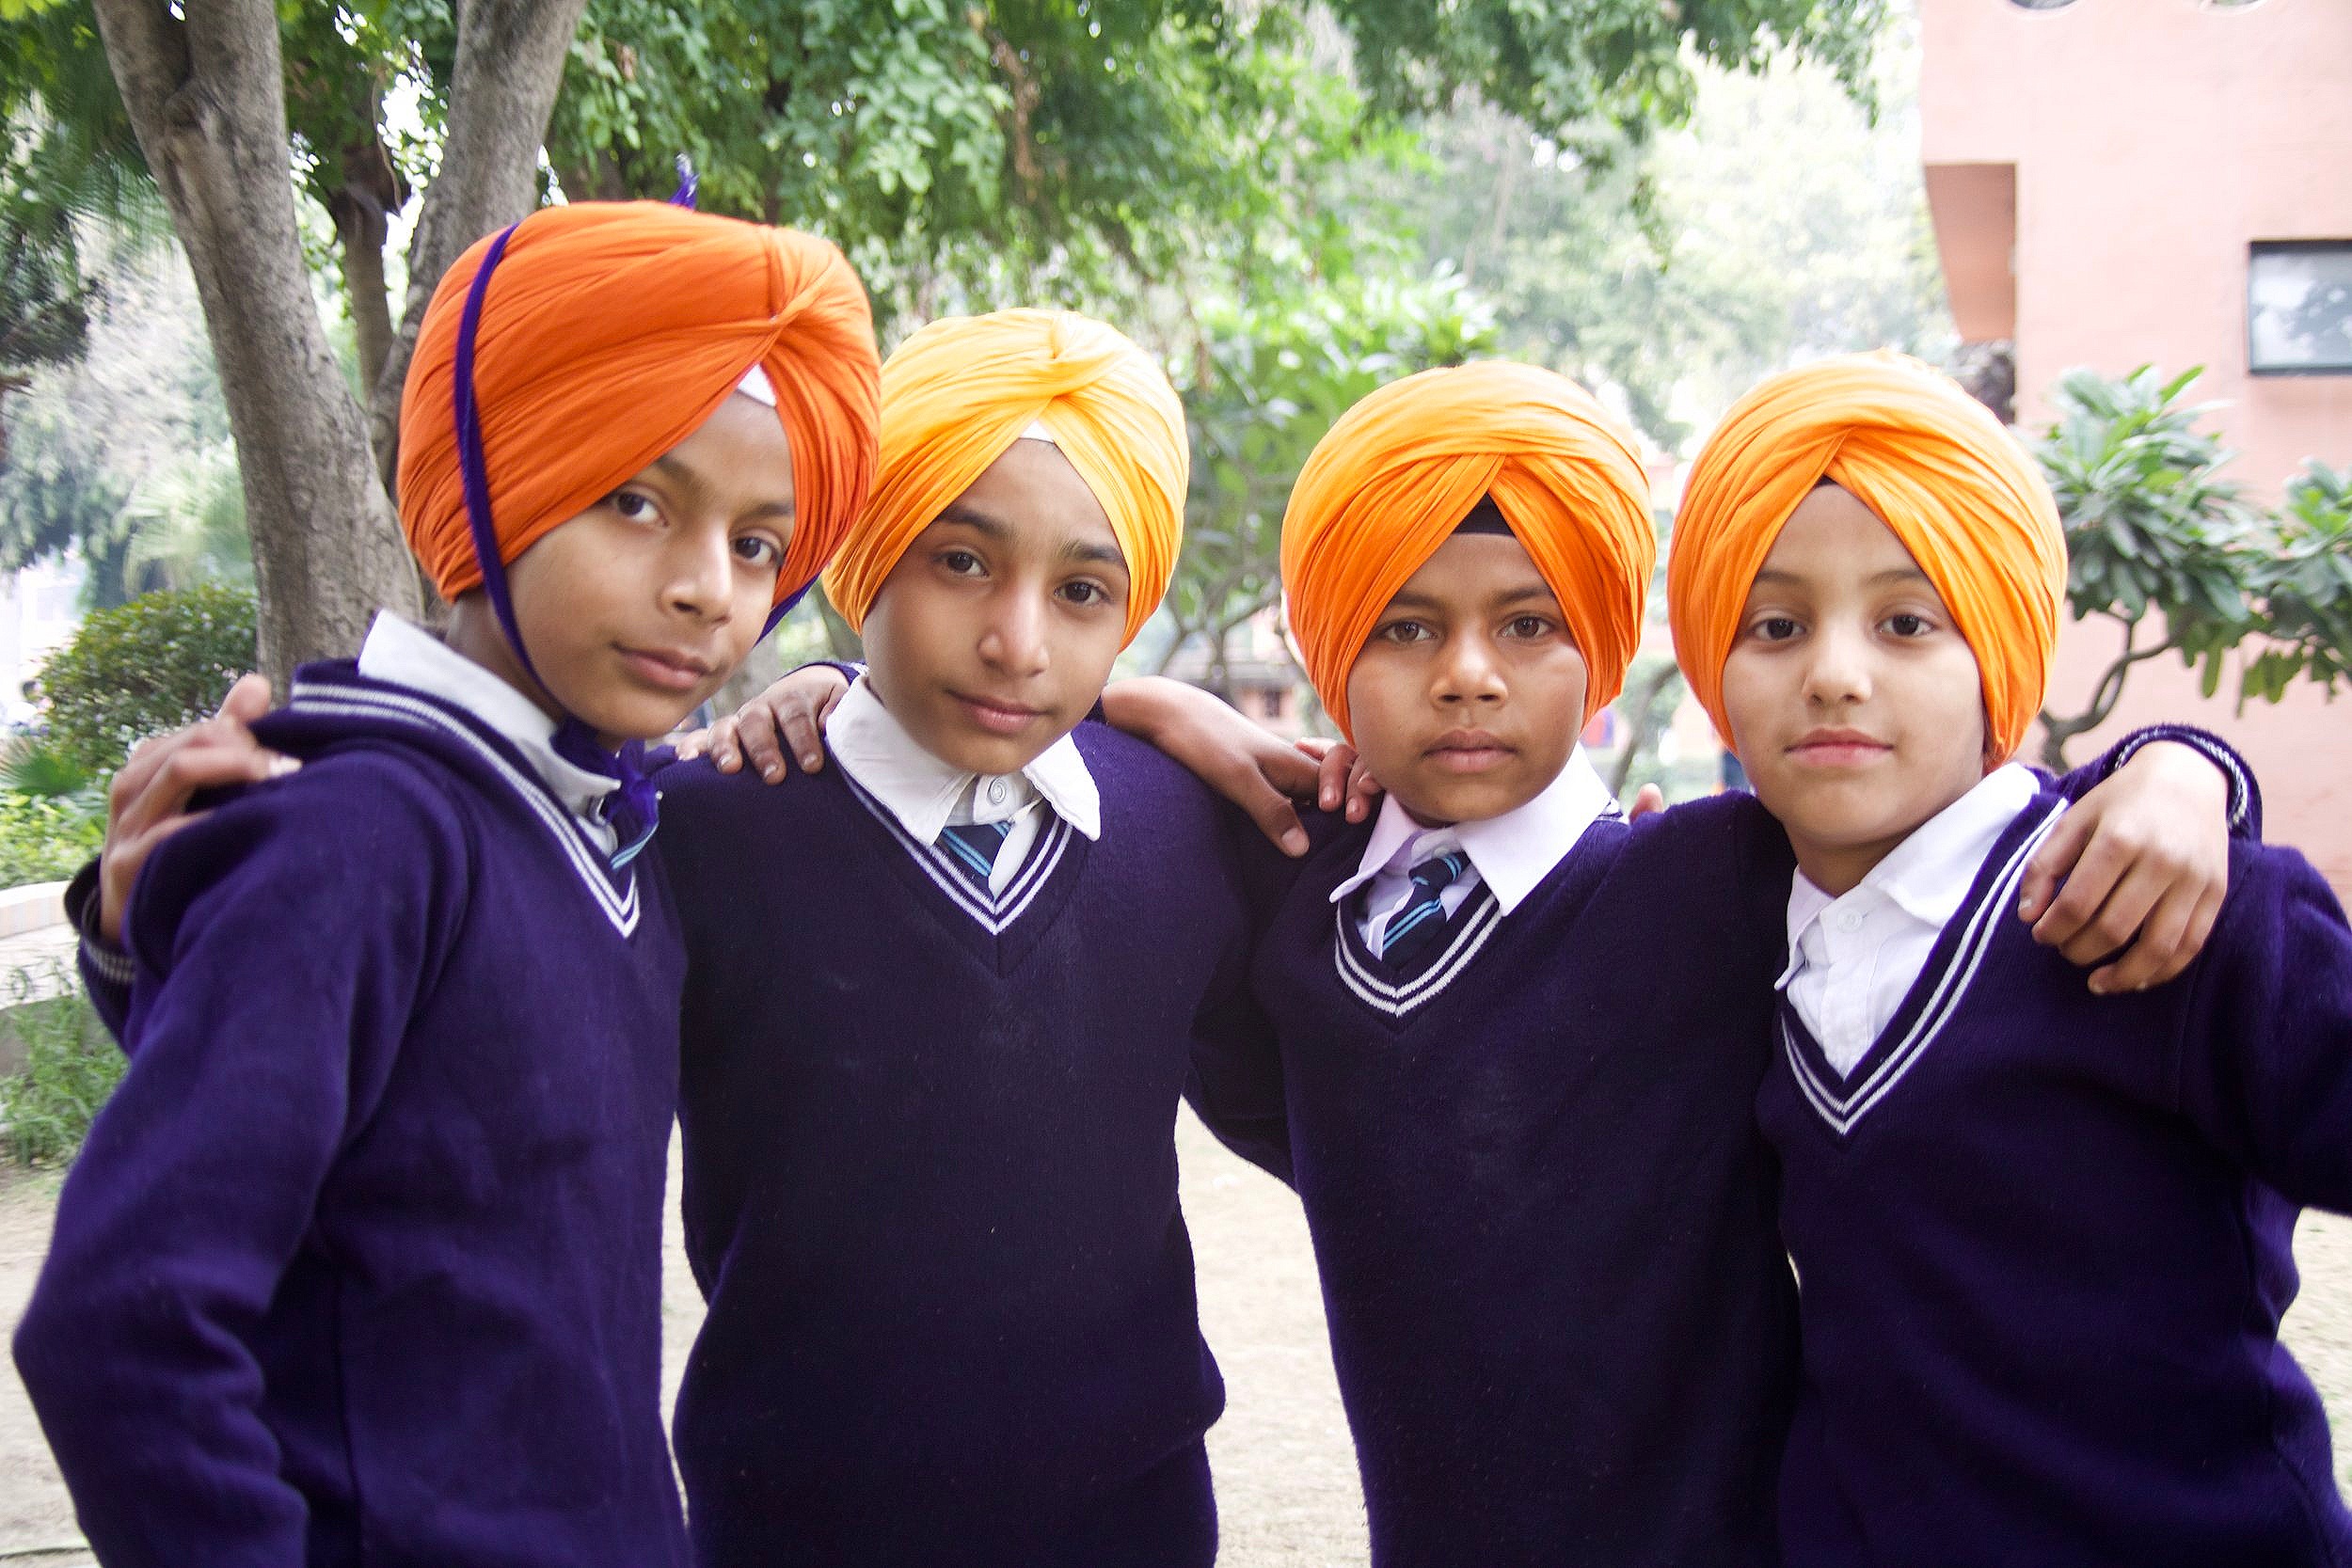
[398,200,881,611]
[1666,352,2067,766]
[821,309,1187,649]
[1279,361,1656,742]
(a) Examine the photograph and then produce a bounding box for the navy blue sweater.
[655,722,1257,1567]
[1191,791,1803,1568]
[1763,790,2352,1567]
[13,662,688,1568]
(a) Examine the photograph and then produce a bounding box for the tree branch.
[369,0,585,487]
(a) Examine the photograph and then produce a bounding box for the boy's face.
[489,391,796,743]
[861,439,1130,776]
[1343,530,1587,828]
[1719,483,1990,894]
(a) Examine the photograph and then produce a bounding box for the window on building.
[2249,243,2352,375]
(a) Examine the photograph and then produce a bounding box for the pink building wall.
[1919,0,2352,893]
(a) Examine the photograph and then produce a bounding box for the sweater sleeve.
[2052,723,2262,841]
[62,855,134,1040]
[11,756,463,1568]
[2172,844,2352,1213]
[1182,807,1297,1186]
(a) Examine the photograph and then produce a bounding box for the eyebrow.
[651,454,795,522]
[1383,580,1558,613]
[1752,565,1931,587]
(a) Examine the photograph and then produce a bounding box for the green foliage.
[2246,460,2352,703]
[1155,268,1497,688]
[0,982,120,1166]
[0,793,102,889]
[37,583,258,776]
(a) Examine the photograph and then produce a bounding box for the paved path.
[5,1109,2352,1565]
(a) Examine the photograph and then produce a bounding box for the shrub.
[0,793,103,889]
[0,977,119,1166]
[37,583,258,777]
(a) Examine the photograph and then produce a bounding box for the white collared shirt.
[827,673,1101,892]
[1329,749,1619,957]
[1777,763,2044,1076]
[357,613,621,852]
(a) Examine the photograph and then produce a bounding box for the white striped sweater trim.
[1334,886,1504,1019]
[840,767,1074,936]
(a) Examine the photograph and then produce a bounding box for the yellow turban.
[1667,352,2068,766]
[400,200,881,610]
[1279,361,1657,742]
[821,309,1188,648]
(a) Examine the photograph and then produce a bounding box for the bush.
[0,794,103,890]
[37,583,258,777]
[0,976,119,1166]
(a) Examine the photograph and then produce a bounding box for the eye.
[936,548,986,578]
[607,489,660,523]
[1059,579,1106,607]
[733,534,783,569]
[1748,614,1802,642]
[1375,620,1433,645]
[1502,614,1553,639]
[1885,611,1933,638]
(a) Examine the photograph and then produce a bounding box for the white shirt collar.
[1780,761,2043,986]
[355,612,620,834]
[826,673,1101,845]
[1329,748,1618,917]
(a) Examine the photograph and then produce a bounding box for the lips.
[950,690,1048,737]
[1787,727,1893,768]
[616,645,717,693]
[1423,728,1516,774]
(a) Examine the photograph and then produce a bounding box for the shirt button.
[1835,911,1864,933]
[985,778,1009,806]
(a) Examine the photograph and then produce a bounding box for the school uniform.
[1763,762,2352,1568]
[657,676,1257,1568]
[1187,731,2261,1568]
[15,614,690,1568]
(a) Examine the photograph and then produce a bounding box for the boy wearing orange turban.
[1673,354,2352,1567]
[17,200,879,1568]
[652,308,1263,1566]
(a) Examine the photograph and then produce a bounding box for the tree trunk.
[1605,659,1681,799]
[90,0,419,689]
[368,0,586,487]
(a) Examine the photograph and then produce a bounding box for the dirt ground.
[4,1114,2352,1566]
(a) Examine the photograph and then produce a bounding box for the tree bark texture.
[90,0,419,688]
[367,0,585,485]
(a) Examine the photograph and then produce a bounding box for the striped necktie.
[937,818,1015,890]
[1377,848,1472,972]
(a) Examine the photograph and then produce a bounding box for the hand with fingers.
[99,673,294,944]
[2019,739,2233,994]
[687,665,851,781]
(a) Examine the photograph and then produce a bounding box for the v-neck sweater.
[1762,788,2352,1568]
[13,659,689,1568]
[653,721,1259,1567]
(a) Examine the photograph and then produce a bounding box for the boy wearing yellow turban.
[651,308,1261,1567]
[17,200,880,1568]
[1673,354,2352,1567]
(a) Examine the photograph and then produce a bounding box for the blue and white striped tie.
[937,818,1014,890]
[1377,849,1471,971]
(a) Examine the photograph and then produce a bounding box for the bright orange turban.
[1666,352,2067,766]
[1279,361,1656,742]
[398,200,881,610]
[820,309,1187,648]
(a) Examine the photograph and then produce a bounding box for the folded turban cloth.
[1667,352,2067,766]
[1279,361,1656,742]
[398,200,882,615]
[821,309,1188,649]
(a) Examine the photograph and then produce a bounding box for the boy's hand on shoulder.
[1308,738,1385,825]
[2018,739,2230,995]
[1102,676,1317,856]
[683,665,850,782]
[99,673,293,945]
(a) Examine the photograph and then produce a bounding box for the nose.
[664,520,737,623]
[977,584,1051,678]
[1430,628,1507,707]
[1801,618,1872,709]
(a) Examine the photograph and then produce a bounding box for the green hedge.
[0,794,103,890]
[38,583,259,777]
[0,982,120,1166]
